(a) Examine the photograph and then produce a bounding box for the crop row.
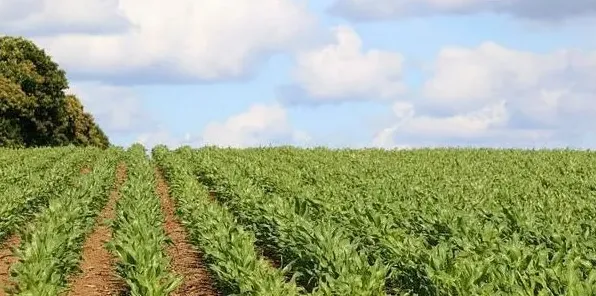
[153,146,304,295]
[0,147,100,244]
[257,149,596,295]
[176,147,387,295]
[182,147,596,295]
[0,148,59,170]
[0,148,68,187]
[108,144,180,296]
[7,147,121,294]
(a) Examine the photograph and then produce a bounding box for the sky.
[1,0,595,149]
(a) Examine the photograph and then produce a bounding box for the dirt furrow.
[65,162,127,296]
[0,235,20,296]
[155,168,220,296]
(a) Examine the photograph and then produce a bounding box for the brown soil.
[65,162,127,296]
[0,235,20,296]
[155,168,220,296]
[80,166,92,175]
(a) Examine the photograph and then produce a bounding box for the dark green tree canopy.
[0,36,109,148]
[0,36,68,101]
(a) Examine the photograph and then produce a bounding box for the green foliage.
[153,145,304,295]
[0,36,110,148]
[0,36,68,100]
[0,147,91,244]
[0,148,63,180]
[108,144,181,296]
[186,147,389,296]
[8,148,120,295]
[59,94,110,148]
[174,146,596,296]
[3,146,596,295]
[0,76,36,147]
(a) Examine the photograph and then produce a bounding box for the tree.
[0,36,110,148]
[0,76,36,147]
[59,94,110,148]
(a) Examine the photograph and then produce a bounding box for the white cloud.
[201,103,310,147]
[0,0,129,35]
[374,42,596,149]
[280,25,406,105]
[372,111,557,149]
[329,0,596,21]
[133,103,311,149]
[422,42,596,127]
[423,42,564,110]
[373,100,511,147]
[66,81,156,133]
[24,0,317,83]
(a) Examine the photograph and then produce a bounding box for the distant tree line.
[0,36,109,148]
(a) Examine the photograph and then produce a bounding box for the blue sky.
[1,0,594,148]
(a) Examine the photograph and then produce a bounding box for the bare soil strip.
[155,168,220,296]
[65,162,127,296]
[0,235,20,296]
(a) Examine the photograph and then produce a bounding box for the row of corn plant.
[0,147,50,169]
[0,147,99,243]
[6,147,122,295]
[0,147,68,187]
[190,147,596,295]
[183,147,388,296]
[108,144,181,296]
[223,149,486,295]
[215,149,445,295]
[153,145,304,295]
[250,148,596,295]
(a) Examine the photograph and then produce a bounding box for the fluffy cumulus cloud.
[134,104,311,149]
[279,25,406,105]
[13,0,317,83]
[201,104,310,147]
[372,100,553,148]
[374,42,596,148]
[423,42,596,127]
[66,82,157,134]
[0,0,129,35]
[329,0,596,21]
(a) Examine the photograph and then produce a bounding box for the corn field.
[0,144,595,295]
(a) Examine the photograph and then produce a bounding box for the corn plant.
[184,147,596,296]
[0,147,53,170]
[153,145,304,296]
[0,147,99,243]
[108,144,181,296]
[0,147,67,187]
[7,147,121,295]
[185,147,388,296]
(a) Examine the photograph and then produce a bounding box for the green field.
[0,145,595,295]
